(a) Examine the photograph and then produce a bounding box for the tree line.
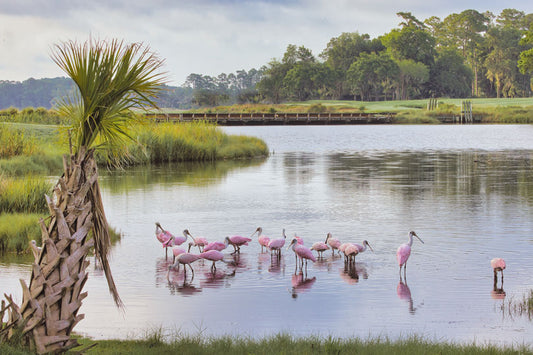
[1,8,533,110]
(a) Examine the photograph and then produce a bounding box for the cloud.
[1,0,532,85]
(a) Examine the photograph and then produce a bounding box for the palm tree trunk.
[2,146,118,354]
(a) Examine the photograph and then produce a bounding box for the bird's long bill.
[249,229,258,238]
[367,242,374,252]
[286,239,296,250]
[324,234,329,243]
[415,234,424,244]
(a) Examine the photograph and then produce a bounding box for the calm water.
[2,124,533,346]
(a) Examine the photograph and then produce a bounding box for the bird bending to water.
[310,241,329,258]
[203,240,226,252]
[396,231,424,277]
[155,222,177,258]
[325,233,341,255]
[186,231,209,253]
[167,252,202,279]
[225,235,252,254]
[491,257,506,281]
[200,250,225,272]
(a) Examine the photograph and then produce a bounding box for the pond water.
[2,124,533,347]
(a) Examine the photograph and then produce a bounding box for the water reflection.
[397,278,420,315]
[291,271,316,299]
[492,276,506,300]
[101,158,267,193]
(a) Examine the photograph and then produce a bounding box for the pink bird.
[225,235,252,254]
[171,246,187,263]
[186,232,209,253]
[268,229,287,257]
[338,242,350,262]
[200,250,225,272]
[155,222,176,258]
[310,241,329,258]
[203,240,226,252]
[168,252,202,279]
[325,232,341,255]
[287,237,316,269]
[163,228,192,248]
[491,257,506,280]
[294,234,304,245]
[251,227,271,252]
[397,231,424,277]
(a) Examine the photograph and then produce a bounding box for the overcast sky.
[1,0,532,86]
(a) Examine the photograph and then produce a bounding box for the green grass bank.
[1,333,531,355]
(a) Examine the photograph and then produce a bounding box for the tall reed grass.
[0,213,42,254]
[100,121,268,166]
[0,124,39,158]
[0,107,66,125]
[0,176,52,214]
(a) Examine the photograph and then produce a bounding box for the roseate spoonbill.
[491,257,506,281]
[203,240,226,252]
[171,246,187,263]
[268,229,287,257]
[310,241,329,258]
[338,242,350,263]
[287,238,316,269]
[224,235,252,254]
[325,233,341,255]
[251,227,271,252]
[155,222,176,258]
[397,231,424,277]
[200,250,225,272]
[186,232,208,253]
[346,240,374,264]
[168,252,202,279]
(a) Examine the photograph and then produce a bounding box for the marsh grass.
[101,121,268,166]
[0,107,66,125]
[0,176,52,214]
[6,333,520,354]
[501,290,533,321]
[0,124,39,158]
[0,213,43,254]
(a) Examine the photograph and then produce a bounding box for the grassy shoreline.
[1,333,531,354]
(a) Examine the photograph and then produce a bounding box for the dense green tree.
[428,49,473,97]
[381,13,436,67]
[439,10,490,96]
[397,59,430,100]
[346,52,399,101]
[518,29,533,75]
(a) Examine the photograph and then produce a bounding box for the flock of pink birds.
[155,223,506,282]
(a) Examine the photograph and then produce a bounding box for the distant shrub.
[307,103,328,113]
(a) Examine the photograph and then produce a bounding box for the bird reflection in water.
[200,270,236,289]
[340,263,368,285]
[397,277,421,314]
[290,270,316,299]
[166,278,202,296]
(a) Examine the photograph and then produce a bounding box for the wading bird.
[491,257,506,281]
[225,235,252,255]
[167,252,202,280]
[203,240,226,252]
[325,233,341,255]
[200,250,225,273]
[287,238,316,270]
[155,222,176,258]
[397,231,424,277]
[186,231,208,253]
[268,229,287,258]
[251,227,271,252]
[310,241,329,258]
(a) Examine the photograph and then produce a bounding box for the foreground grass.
[1,333,531,355]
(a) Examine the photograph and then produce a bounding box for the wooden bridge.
[145,112,397,125]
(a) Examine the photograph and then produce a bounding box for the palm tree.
[1,38,166,353]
